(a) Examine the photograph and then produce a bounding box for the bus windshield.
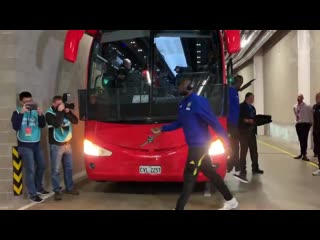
[86,30,227,123]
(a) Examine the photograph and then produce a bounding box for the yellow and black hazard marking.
[12,146,23,196]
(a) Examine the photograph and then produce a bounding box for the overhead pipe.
[232,30,262,63]
[234,30,277,69]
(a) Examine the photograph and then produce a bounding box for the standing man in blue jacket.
[11,92,49,203]
[151,78,239,210]
[227,75,243,173]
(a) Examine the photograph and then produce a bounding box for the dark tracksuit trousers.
[239,132,259,173]
[227,124,240,172]
[296,122,311,156]
[176,146,233,210]
[314,132,319,156]
[314,132,320,168]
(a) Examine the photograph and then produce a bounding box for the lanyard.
[26,111,30,126]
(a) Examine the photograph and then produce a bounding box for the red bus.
[64,30,240,182]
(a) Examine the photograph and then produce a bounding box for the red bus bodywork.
[64,30,241,182]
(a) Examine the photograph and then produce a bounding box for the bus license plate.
[139,166,161,174]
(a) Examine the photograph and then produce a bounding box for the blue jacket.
[227,86,240,127]
[161,93,229,147]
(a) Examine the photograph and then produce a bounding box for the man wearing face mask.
[151,78,238,210]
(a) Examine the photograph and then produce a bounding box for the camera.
[26,103,38,111]
[62,93,75,110]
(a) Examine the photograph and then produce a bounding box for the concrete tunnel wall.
[0,30,93,201]
[235,30,320,148]
[263,30,299,142]
[310,31,320,104]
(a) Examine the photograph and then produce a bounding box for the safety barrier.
[12,146,23,196]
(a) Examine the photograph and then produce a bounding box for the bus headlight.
[84,139,112,157]
[208,139,225,156]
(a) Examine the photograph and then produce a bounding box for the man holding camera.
[45,95,79,201]
[11,92,49,203]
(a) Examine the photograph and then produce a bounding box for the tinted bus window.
[87,30,226,123]
[151,30,225,120]
[88,31,151,122]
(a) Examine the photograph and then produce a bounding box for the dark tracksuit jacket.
[161,93,229,147]
[45,106,78,145]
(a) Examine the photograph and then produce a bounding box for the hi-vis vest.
[46,107,72,143]
[16,107,41,143]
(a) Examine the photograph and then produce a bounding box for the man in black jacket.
[45,96,79,200]
[234,92,264,183]
[312,92,320,176]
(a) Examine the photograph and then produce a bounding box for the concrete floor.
[19,136,320,210]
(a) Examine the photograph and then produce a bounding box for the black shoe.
[30,195,44,203]
[63,189,80,195]
[37,189,50,195]
[253,169,264,174]
[54,191,62,201]
[233,173,249,183]
[302,155,310,161]
[294,155,302,159]
[227,163,234,173]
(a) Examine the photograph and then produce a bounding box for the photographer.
[11,91,49,203]
[45,95,79,201]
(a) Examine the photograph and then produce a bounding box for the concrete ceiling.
[228,30,277,70]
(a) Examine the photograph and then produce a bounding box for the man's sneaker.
[54,191,62,201]
[312,169,320,176]
[294,155,302,159]
[234,170,240,176]
[252,169,264,174]
[37,190,50,195]
[63,189,80,195]
[219,198,239,210]
[30,195,44,203]
[233,173,249,183]
[302,155,310,161]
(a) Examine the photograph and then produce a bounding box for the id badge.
[25,127,32,137]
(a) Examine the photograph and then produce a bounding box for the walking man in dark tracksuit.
[151,78,238,210]
[227,75,243,173]
[234,92,264,183]
[312,92,320,176]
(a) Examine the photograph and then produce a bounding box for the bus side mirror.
[224,30,241,54]
[64,30,85,63]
